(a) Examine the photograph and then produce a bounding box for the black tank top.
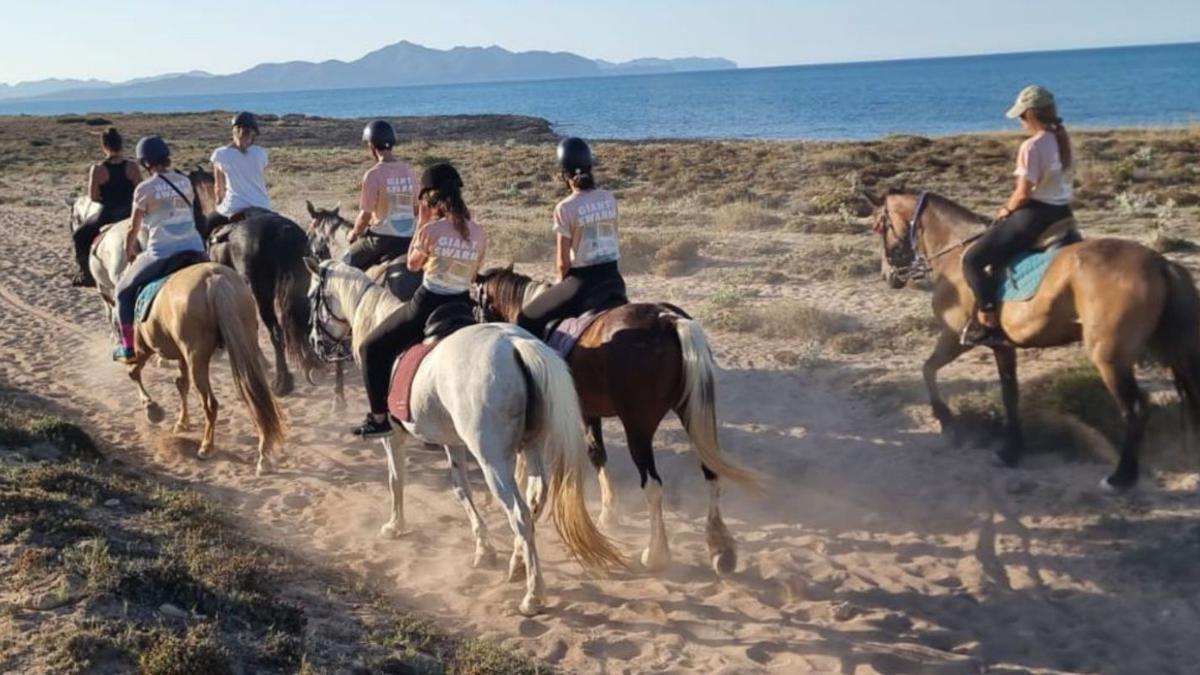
[98,159,135,208]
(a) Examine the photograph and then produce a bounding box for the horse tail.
[511,337,626,572]
[670,315,761,489]
[276,224,319,374]
[210,271,286,450]
[1151,259,1200,430]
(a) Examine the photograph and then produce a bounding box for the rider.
[351,162,487,438]
[72,127,142,287]
[347,120,418,270]
[516,137,626,338]
[960,85,1074,347]
[112,136,207,363]
[207,111,271,235]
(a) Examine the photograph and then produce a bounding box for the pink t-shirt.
[360,160,418,237]
[1015,131,1072,205]
[412,218,487,294]
[554,189,620,268]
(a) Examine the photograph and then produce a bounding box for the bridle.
[876,191,986,285]
[308,263,355,363]
[308,211,352,261]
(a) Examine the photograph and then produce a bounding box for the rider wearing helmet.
[207,111,271,234]
[346,120,418,270]
[960,85,1075,346]
[516,137,626,338]
[71,127,142,286]
[351,162,488,438]
[112,136,206,362]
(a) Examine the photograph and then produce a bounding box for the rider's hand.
[995,206,1011,220]
[348,230,360,243]
[125,246,137,263]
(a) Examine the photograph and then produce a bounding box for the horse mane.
[327,263,403,358]
[889,189,989,227]
[479,267,535,319]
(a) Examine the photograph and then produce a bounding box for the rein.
[882,192,987,284]
[309,264,368,363]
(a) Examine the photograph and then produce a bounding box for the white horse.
[70,195,144,341]
[306,260,625,615]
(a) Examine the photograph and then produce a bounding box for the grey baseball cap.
[1006,85,1056,119]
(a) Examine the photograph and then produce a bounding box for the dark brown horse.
[872,189,1200,489]
[187,168,317,394]
[476,267,758,574]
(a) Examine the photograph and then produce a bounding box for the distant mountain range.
[0,42,735,101]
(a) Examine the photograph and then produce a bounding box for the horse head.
[305,257,354,363]
[473,264,524,322]
[305,200,349,261]
[870,190,921,289]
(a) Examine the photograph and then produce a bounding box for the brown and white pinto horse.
[872,189,1200,490]
[476,267,759,574]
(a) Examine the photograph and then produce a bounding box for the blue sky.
[1,0,1197,84]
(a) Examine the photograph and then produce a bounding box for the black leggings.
[517,261,626,338]
[347,233,411,270]
[362,287,468,414]
[73,205,129,272]
[963,201,1073,311]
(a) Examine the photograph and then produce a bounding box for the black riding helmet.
[135,136,171,167]
[231,111,259,132]
[362,120,397,150]
[557,137,593,173]
[419,162,463,197]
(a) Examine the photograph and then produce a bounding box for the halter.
[308,211,352,261]
[308,263,356,363]
[879,192,988,284]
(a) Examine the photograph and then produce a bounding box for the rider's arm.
[407,225,428,272]
[127,161,143,185]
[126,209,144,261]
[214,166,227,205]
[351,210,372,239]
[1000,175,1034,219]
[555,235,571,281]
[87,164,105,202]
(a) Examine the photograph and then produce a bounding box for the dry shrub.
[714,201,784,231]
[486,222,555,264]
[654,237,704,277]
[139,624,230,675]
[796,242,878,280]
[707,301,859,341]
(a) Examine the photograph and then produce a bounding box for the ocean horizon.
[1,42,1197,141]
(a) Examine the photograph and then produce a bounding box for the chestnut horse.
[476,267,758,574]
[124,263,285,476]
[872,190,1200,489]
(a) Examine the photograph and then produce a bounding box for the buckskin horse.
[124,262,285,476]
[475,267,759,574]
[872,189,1200,490]
[187,167,317,395]
[306,260,624,615]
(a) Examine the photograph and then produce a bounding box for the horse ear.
[303,256,321,275]
[64,197,75,207]
[306,200,318,218]
[333,202,341,216]
[861,191,883,208]
[504,262,514,273]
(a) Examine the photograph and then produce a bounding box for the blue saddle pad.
[996,244,1065,303]
[135,277,169,322]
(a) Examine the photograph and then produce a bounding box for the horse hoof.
[145,403,165,424]
[197,446,212,460]
[711,548,737,576]
[518,596,543,617]
[256,463,272,477]
[379,521,409,539]
[507,560,527,583]
[273,380,294,397]
[173,422,190,434]
[991,449,1019,468]
[640,547,671,572]
[331,399,347,414]
[1100,475,1136,493]
[474,548,497,569]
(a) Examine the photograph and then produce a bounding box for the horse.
[306,260,624,615]
[186,168,318,395]
[79,199,164,344]
[871,189,1200,490]
[304,201,421,410]
[475,267,758,574]
[125,262,285,476]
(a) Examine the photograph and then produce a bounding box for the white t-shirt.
[554,189,620,268]
[132,173,204,255]
[210,144,271,216]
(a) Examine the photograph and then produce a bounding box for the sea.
[2,42,1197,141]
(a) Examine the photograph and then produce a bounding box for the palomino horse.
[306,260,624,615]
[475,267,758,574]
[872,189,1200,489]
[125,263,285,476]
[187,168,317,395]
[304,201,422,410]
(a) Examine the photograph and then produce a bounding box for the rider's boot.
[351,413,392,439]
[113,324,137,363]
[960,308,1010,347]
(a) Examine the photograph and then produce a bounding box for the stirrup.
[959,320,1010,348]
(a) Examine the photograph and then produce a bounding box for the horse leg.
[1094,360,1148,491]
[478,453,543,616]
[925,330,970,444]
[992,346,1026,467]
[128,353,165,424]
[699,464,737,575]
[379,431,409,538]
[189,354,219,459]
[622,417,670,571]
[445,444,496,567]
[173,358,191,433]
[587,417,620,530]
[331,361,347,413]
[251,277,292,396]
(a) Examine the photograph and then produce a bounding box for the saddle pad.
[387,342,437,423]
[135,277,169,322]
[547,310,607,360]
[997,244,1066,303]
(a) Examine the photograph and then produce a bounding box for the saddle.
[540,278,628,358]
[387,302,477,422]
[208,207,274,245]
[133,250,207,322]
[963,217,1084,305]
[382,259,424,302]
[1032,216,1082,249]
